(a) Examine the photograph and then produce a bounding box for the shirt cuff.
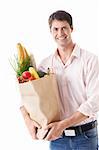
[77,102,94,116]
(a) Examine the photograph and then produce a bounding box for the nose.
[58,29,64,36]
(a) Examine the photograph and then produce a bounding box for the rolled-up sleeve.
[78,56,99,116]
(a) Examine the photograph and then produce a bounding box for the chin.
[58,42,67,47]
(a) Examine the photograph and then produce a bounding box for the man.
[20,10,99,149]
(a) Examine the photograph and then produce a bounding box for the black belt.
[64,120,97,136]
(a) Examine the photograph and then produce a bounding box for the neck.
[57,42,75,62]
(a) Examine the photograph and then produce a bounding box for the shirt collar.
[71,44,80,58]
[54,44,81,59]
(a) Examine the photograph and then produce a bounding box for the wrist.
[20,106,30,120]
[61,111,88,129]
[60,119,71,130]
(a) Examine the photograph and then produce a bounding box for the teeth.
[58,37,66,40]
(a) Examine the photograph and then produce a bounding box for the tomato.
[22,71,31,79]
[17,76,23,83]
[29,76,36,81]
[17,76,21,83]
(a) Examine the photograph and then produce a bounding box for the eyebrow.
[53,26,67,29]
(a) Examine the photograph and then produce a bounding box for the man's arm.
[44,111,88,141]
[20,106,41,140]
[61,111,89,129]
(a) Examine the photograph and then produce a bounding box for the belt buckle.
[64,129,76,136]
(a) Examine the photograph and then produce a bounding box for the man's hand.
[44,121,64,141]
[24,115,41,140]
[20,106,41,140]
[43,111,88,141]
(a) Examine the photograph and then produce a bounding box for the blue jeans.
[49,127,98,150]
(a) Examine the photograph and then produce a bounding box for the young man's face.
[50,19,73,48]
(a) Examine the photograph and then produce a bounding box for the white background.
[0,0,99,149]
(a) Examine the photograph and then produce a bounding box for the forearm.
[61,111,89,129]
[20,106,41,139]
[20,105,41,128]
[20,105,30,122]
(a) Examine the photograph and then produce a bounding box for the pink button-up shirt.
[38,44,99,125]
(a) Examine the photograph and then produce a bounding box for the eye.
[53,27,58,32]
[62,27,67,31]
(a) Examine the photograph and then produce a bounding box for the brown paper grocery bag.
[19,74,60,139]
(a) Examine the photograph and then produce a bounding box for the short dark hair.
[48,10,73,29]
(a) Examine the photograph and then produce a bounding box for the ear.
[70,27,73,32]
[50,28,52,33]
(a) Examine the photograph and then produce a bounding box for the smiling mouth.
[58,36,68,40]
